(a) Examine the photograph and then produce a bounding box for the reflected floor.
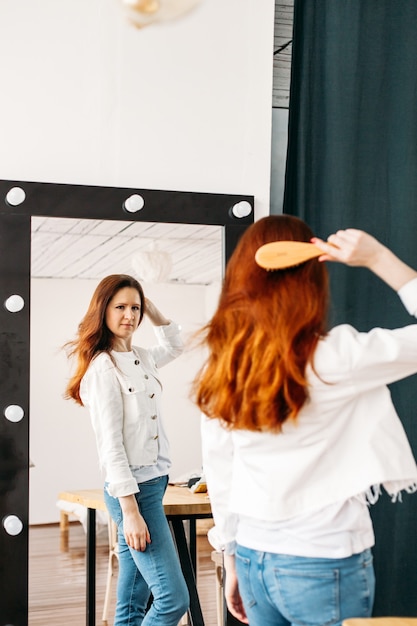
[29,522,218,626]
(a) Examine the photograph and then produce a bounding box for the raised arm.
[144,298,170,326]
[312,229,417,292]
[143,298,184,366]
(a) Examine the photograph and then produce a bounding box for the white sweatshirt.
[202,278,417,557]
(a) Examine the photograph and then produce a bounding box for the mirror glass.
[28,216,223,621]
[31,216,223,285]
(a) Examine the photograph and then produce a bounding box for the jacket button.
[128,387,134,392]
[153,434,159,440]
[149,393,155,399]
[134,359,140,365]
[144,374,149,379]
[151,415,157,420]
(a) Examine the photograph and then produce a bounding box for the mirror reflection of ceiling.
[31,217,222,286]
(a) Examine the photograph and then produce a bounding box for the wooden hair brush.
[255,240,323,271]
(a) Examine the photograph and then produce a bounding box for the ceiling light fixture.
[121,0,202,28]
[131,243,173,283]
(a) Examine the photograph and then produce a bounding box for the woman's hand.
[312,229,417,291]
[119,495,151,551]
[223,554,249,624]
[123,511,151,551]
[144,298,170,326]
[312,229,384,268]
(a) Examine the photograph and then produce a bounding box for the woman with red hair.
[194,215,417,626]
[66,274,188,626]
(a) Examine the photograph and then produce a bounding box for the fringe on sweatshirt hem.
[361,481,417,505]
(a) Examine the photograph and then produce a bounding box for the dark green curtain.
[283,0,417,617]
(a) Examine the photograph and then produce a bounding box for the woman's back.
[197,219,417,626]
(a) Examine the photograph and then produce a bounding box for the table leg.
[168,517,205,626]
[59,510,69,552]
[86,507,96,626]
[189,518,197,574]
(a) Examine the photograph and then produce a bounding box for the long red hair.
[64,274,145,405]
[193,215,329,431]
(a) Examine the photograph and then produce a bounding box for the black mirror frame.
[0,178,254,625]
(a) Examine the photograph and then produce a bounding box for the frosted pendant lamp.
[131,244,172,283]
[122,0,202,28]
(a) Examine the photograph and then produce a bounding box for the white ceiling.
[31,216,223,286]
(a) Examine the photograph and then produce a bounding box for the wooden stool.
[211,550,224,626]
[343,617,417,626]
[102,516,118,623]
[59,509,71,552]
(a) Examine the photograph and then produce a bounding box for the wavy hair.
[192,215,329,431]
[65,274,145,405]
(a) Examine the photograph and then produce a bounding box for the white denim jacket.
[80,321,183,497]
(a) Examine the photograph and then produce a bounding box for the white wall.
[0,0,275,218]
[1,0,277,522]
[30,277,216,523]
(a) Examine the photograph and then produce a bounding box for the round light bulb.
[6,186,26,206]
[4,294,25,313]
[124,194,145,213]
[3,515,24,536]
[231,201,252,219]
[4,405,24,423]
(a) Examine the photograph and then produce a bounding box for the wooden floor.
[29,522,219,626]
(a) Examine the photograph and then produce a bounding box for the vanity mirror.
[0,178,254,626]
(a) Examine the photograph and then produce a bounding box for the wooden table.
[59,485,212,626]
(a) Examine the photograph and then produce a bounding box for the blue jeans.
[104,475,189,626]
[235,545,375,626]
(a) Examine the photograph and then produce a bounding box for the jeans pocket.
[344,551,375,617]
[274,566,339,626]
[235,550,257,609]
